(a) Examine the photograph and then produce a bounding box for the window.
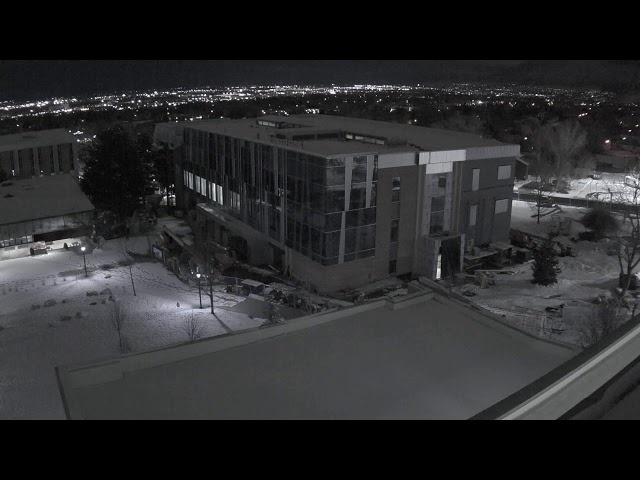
[389,241,398,260]
[392,176,400,202]
[390,219,399,242]
[469,204,477,227]
[349,185,366,210]
[498,165,511,180]
[391,201,400,220]
[351,165,367,183]
[472,168,480,191]
[438,176,446,188]
[430,195,446,235]
[430,212,445,235]
[495,198,509,214]
[431,196,445,212]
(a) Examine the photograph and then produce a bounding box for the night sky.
[1,60,639,102]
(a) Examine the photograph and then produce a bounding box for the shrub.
[582,208,619,239]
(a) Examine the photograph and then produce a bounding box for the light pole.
[196,272,202,309]
[81,246,88,277]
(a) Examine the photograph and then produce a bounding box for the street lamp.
[196,272,202,309]
[81,246,88,277]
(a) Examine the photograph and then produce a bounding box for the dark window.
[349,185,366,210]
[389,241,398,260]
[392,176,400,202]
[325,212,343,232]
[351,165,367,184]
[438,176,446,188]
[345,207,376,229]
[430,211,445,235]
[326,166,345,186]
[390,219,399,242]
[345,228,357,254]
[431,196,446,212]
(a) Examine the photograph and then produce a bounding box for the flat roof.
[170,114,513,158]
[59,294,575,419]
[0,128,74,151]
[0,174,94,226]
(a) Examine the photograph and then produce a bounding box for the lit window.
[495,199,509,214]
[497,165,511,180]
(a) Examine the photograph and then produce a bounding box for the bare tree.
[190,220,221,315]
[109,301,128,351]
[577,299,626,348]
[123,238,137,296]
[527,119,587,223]
[526,117,556,224]
[607,176,640,300]
[184,311,205,342]
[544,120,588,179]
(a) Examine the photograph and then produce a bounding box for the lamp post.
[196,272,202,309]
[81,246,88,277]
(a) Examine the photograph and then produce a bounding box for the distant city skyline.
[2,60,638,102]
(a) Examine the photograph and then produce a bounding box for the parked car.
[592,171,603,180]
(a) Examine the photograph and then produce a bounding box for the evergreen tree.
[149,143,173,207]
[79,125,153,220]
[531,241,561,286]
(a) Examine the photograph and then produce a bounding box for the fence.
[512,191,638,215]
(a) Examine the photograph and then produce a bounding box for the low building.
[0,174,94,259]
[0,128,78,180]
[155,114,519,292]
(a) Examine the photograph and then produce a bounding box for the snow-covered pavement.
[0,235,270,419]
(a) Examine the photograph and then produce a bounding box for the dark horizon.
[3,59,639,103]
[0,60,521,101]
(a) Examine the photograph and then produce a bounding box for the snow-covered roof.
[0,174,94,226]
[163,114,518,159]
[58,293,574,419]
[0,128,74,151]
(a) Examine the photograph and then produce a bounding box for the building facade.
[155,114,519,292]
[0,129,78,180]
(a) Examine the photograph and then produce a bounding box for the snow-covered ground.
[462,200,631,346]
[0,234,287,419]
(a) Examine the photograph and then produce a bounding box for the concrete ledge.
[418,276,579,351]
[58,299,388,392]
[471,312,640,420]
[65,360,124,388]
[384,290,434,310]
[501,320,640,419]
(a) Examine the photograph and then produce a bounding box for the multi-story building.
[0,129,78,180]
[155,114,519,293]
